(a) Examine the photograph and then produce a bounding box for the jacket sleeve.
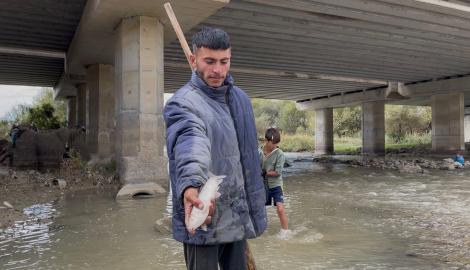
[163,97,211,205]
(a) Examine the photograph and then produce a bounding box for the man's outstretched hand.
[183,187,215,234]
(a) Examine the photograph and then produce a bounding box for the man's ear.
[190,53,197,69]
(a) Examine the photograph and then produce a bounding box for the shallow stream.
[2,153,469,269]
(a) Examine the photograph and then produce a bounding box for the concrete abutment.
[431,92,464,153]
[66,97,77,128]
[361,101,385,155]
[86,64,115,160]
[76,83,87,128]
[115,16,168,187]
[315,108,334,155]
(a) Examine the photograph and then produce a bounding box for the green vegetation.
[278,134,315,152]
[0,120,9,141]
[102,161,116,173]
[252,98,432,153]
[1,88,66,140]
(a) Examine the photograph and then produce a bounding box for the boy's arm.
[267,153,285,178]
[268,154,286,177]
[266,171,279,177]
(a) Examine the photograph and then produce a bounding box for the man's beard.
[196,65,205,83]
[196,63,224,87]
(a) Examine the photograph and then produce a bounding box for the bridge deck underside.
[0,0,87,88]
[164,0,470,103]
[2,0,470,105]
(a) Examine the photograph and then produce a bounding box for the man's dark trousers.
[183,240,247,270]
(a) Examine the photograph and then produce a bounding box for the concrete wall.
[464,107,470,143]
[86,64,115,159]
[76,83,86,128]
[66,96,77,127]
[315,108,334,155]
[115,16,168,186]
[431,92,464,152]
[362,101,385,155]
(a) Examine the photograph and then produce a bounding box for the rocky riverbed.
[313,156,468,173]
[335,146,431,157]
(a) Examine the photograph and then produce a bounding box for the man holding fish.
[163,27,267,269]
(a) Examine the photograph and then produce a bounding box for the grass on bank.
[261,132,432,153]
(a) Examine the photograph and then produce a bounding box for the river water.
[2,153,468,269]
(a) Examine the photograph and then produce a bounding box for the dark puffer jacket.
[163,71,267,245]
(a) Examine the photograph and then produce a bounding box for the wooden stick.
[164,3,257,269]
[164,3,194,72]
[246,241,257,270]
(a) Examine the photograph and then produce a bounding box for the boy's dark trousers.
[184,240,247,270]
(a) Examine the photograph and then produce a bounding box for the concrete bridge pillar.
[86,64,115,159]
[315,108,334,155]
[361,101,385,155]
[464,107,470,143]
[76,83,87,128]
[66,96,77,128]
[431,92,464,152]
[115,16,168,186]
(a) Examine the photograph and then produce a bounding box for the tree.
[279,101,308,134]
[385,105,431,142]
[26,103,65,130]
[252,99,281,128]
[32,88,67,126]
[251,99,284,137]
[1,88,66,131]
[0,120,9,140]
[251,99,315,136]
[333,106,361,137]
[254,113,271,138]
[2,103,29,123]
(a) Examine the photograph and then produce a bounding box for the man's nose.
[213,62,222,73]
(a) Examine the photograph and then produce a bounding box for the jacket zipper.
[225,89,259,235]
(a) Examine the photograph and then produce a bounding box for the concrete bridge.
[2,0,470,185]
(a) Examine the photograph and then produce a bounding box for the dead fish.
[188,172,225,232]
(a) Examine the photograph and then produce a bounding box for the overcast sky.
[0,85,173,120]
[0,85,41,119]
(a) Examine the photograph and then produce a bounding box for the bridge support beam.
[66,96,77,128]
[115,16,168,186]
[86,64,115,160]
[431,93,464,152]
[315,108,334,155]
[464,107,470,144]
[76,83,86,128]
[362,101,385,155]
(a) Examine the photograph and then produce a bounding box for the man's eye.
[206,61,213,64]
[221,62,228,65]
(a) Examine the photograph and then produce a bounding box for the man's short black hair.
[191,27,231,52]
[265,128,281,144]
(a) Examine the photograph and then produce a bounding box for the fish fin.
[215,192,221,198]
[201,224,207,231]
[216,179,223,185]
[208,172,215,178]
